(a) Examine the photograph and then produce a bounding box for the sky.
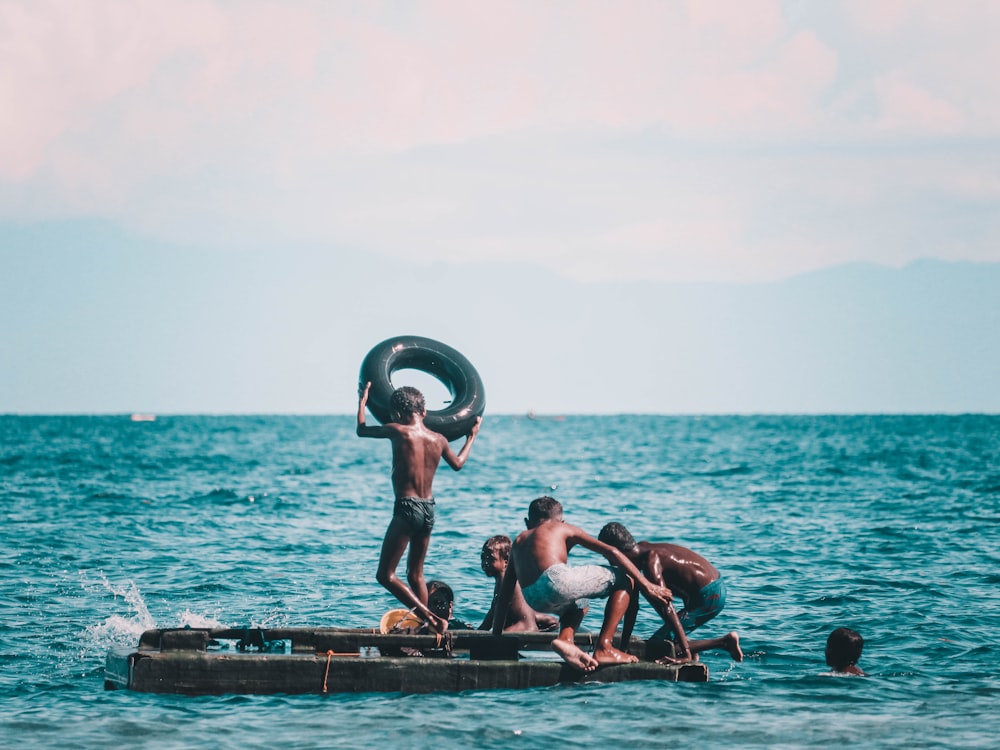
[3,1,999,414]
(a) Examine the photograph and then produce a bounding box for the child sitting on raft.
[357,382,481,633]
[479,535,558,632]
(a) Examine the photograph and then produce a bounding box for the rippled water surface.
[2,415,998,748]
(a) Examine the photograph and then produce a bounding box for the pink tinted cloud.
[842,0,1000,131]
[2,0,848,183]
[7,0,996,186]
[0,0,323,181]
[872,71,964,133]
[0,0,173,178]
[2,0,999,262]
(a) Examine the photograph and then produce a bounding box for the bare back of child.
[357,382,480,633]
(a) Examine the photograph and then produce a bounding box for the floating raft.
[105,627,708,695]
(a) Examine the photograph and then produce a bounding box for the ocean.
[1,414,998,748]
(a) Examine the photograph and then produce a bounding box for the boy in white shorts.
[491,496,674,671]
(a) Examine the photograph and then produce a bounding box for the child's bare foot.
[725,631,743,662]
[592,645,638,665]
[552,639,599,671]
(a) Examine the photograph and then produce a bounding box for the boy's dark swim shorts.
[393,496,435,536]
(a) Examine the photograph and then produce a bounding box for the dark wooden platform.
[105,627,708,695]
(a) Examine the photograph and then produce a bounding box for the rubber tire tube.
[359,335,486,441]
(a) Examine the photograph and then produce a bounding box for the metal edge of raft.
[105,627,708,695]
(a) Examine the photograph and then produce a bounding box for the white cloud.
[872,70,964,133]
[1,0,999,282]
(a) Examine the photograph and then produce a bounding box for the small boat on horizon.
[129,413,156,422]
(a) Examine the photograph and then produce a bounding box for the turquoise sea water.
[2,414,998,749]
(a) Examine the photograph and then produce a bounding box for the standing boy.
[492,496,674,671]
[478,535,558,632]
[598,522,742,662]
[357,382,481,633]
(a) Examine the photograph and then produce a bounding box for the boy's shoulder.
[393,421,444,441]
[639,540,682,556]
[513,527,535,545]
[538,519,583,543]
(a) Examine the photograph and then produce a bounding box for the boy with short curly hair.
[358,382,481,633]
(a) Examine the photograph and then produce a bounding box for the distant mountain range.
[3,221,998,414]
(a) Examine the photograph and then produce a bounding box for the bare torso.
[356,381,479,501]
[510,520,578,588]
[387,422,448,499]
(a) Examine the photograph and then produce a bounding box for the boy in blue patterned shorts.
[599,522,743,662]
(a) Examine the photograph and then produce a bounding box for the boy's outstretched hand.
[468,416,482,438]
[645,582,674,606]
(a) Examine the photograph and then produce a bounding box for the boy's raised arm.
[442,416,482,470]
[356,381,389,438]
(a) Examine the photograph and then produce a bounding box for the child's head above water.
[390,386,425,421]
[826,627,864,672]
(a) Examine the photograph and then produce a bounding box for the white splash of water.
[251,609,291,629]
[79,572,157,655]
[77,573,294,661]
[176,609,225,629]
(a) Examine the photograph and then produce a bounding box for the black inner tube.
[359,335,486,441]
